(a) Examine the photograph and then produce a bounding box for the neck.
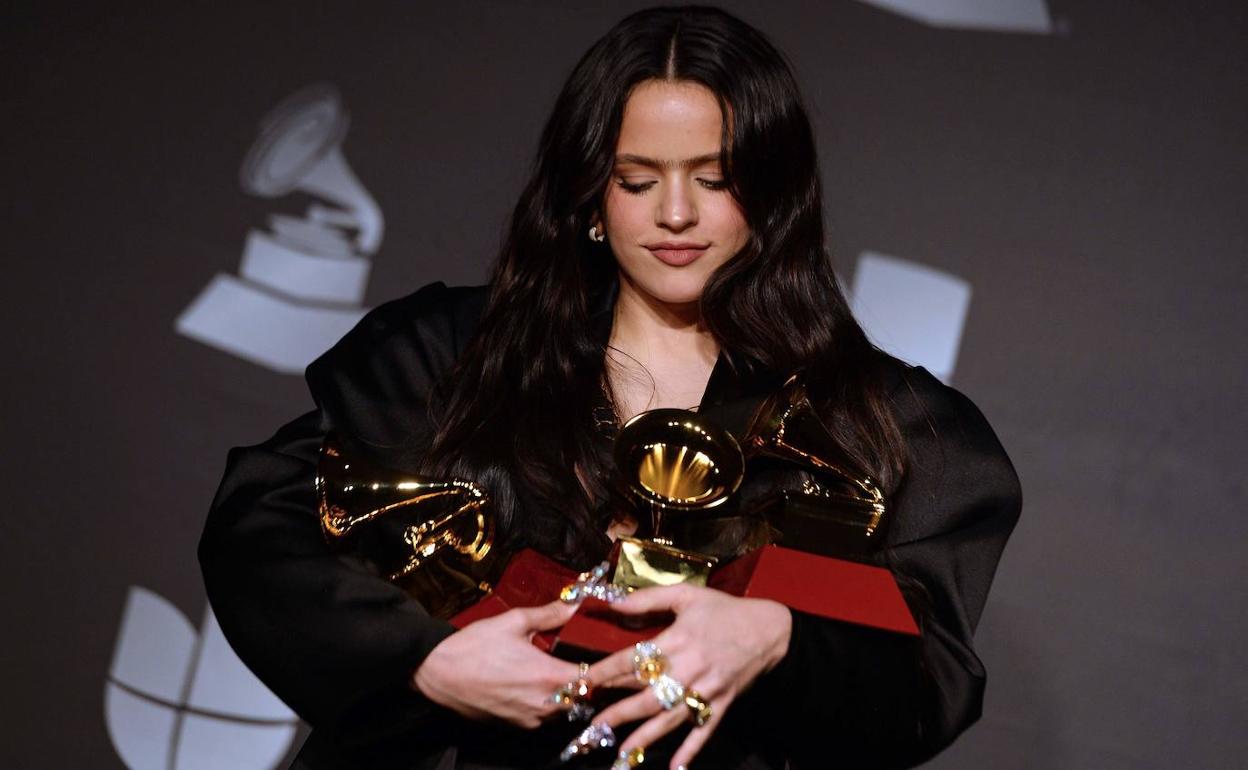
[608,270,719,366]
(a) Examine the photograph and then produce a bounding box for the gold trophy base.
[609,535,717,590]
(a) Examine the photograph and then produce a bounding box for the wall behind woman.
[3,1,1244,767]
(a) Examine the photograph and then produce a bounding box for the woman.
[199,5,1021,769]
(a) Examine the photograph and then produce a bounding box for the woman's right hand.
[411,599,583,728]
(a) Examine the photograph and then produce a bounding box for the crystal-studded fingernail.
[560,561,631,605]
[559,722,616,762]
[585,584,629,604]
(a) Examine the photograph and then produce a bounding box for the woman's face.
[600,79,749,306]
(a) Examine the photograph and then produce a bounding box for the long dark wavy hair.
[424,5,907,566]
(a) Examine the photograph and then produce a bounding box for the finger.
[522,661,588,724]
[518,598,580,632]
[593,686,662,729]
[615,707,689,766]
[540,659,595,719]
[598,669,648,691]
[607,584,701,615]
[537,688,571,720]
[585,630,681,690]
[585,644,638,690]
[669,694,727,770]
[532,655,590,704]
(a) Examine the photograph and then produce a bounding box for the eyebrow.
[614,152,722,171]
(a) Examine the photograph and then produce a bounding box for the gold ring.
[611,746,646,769]
[551,662,595,721]
[632,640,667,683]
[683,689,713,726]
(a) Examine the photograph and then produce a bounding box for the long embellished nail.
[560,561,634,605]
[559,722,616,762]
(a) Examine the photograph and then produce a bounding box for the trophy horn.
[745,374,887,540]
[315,435,496,586]
[613,408,745,525]
[609,409,745,587]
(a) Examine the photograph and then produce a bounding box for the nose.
[656,177,697,232]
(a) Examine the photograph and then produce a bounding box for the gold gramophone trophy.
[607,373,889,585]
[552,372,916,651]
[608,408,745,590]
[316,437,590,633]
[315,436,507,620]
[315,371,917,645]
[741,374,888,558]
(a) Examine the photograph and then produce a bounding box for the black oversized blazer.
[198,280,1022,769]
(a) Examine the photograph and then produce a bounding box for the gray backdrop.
[3,1,1246,768]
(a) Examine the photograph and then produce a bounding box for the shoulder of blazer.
[303,281,491,450]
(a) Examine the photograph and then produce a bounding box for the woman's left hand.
[583,584,793,769]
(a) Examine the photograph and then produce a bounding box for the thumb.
[518,598,580,632]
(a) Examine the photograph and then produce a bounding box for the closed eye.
[616,179,653,194]
[615,178,729,194]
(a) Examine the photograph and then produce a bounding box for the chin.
[638,276,709,306]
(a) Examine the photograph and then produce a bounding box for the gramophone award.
[314,373,919,657]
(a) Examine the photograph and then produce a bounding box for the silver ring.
[649,672,686,710]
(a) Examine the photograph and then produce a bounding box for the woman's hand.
[412,599,583,728]
[584,585,793,769]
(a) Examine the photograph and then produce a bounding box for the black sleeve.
[196,281,489,749]
[198,409,457,747]
[745,366,1023,769]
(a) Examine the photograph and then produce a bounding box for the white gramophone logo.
[176,83,383,374]
[856,0,1053,33]
[105,587,298,770]
[826,0,1050,380]
[849,251,970,384]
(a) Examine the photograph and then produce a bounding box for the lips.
[647,242,710,267]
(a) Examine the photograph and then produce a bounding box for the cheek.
[713,199,749,236]
[604,191,648,233]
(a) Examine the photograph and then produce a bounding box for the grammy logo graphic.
[176,83,384,374]
[105,587,298,770]
[848,252,970,384]
[855,0,1052,33]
